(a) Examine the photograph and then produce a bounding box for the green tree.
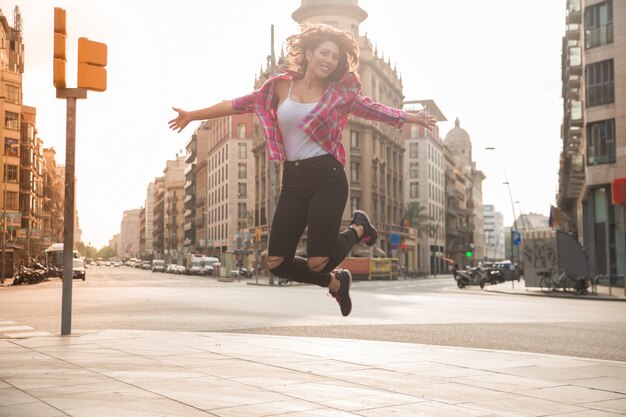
[401,202,432,238]
[75,241,97,259]
[97,246,117,260]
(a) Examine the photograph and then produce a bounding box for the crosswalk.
[0,320,51,339]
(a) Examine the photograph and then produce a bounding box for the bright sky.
[8,0,565,248]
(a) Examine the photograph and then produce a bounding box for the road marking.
[0,320,17,325]
[0,320,52,339]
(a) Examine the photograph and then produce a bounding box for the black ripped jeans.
[267,154,359,287]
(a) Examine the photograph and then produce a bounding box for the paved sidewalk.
[485,280,626,302]
[1,330,625,416]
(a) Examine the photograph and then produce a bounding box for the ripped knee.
[267,256,284,271]
[308,257,329,272]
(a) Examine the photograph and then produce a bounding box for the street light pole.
[503,176,518,287]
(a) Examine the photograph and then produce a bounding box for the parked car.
[44,243,85,280]
[166,264,178,274]
[152,259,165,273]
[175,265,187,275]
[142,260,151,270]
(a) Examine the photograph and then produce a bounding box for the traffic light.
[77,37,107,91]
[465,250,473,258]
[401,243,406,253]
[53,7,67,88]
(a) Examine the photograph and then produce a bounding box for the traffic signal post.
[54,7,107,336]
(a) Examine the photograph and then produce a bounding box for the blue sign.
[390,233,401,245]
[512,231,522,246]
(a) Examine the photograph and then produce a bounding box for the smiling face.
[305,40,340,81]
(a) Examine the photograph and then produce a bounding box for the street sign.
[512,231,522,246]
[390,233,401,245]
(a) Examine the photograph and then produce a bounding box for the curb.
[486,287,626,302]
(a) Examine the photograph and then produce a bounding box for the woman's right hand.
[168,107,191,133]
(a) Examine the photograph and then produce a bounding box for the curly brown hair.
[285,24,359,83]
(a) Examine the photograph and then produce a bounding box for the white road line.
[0,321,17,325]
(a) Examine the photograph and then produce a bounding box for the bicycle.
[538,269,569,293]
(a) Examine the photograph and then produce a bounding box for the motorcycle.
[454,267,487,289]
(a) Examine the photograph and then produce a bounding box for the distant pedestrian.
[169,24,435,316]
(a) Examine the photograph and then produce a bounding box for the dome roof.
[292,0,368,23]
[444,118,471,145]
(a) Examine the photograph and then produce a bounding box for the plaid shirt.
[231,70,407,166]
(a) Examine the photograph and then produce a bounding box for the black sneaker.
[330,270,352,317]
[351,210,378,247]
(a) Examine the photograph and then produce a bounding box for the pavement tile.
[0,387,40,407]
[564,377,626,393]
[553,410,626,416]
[518,384,626,404]
[102,368,211,384]
[32,343,132,361]
[583,398,626,414]
[193,358,287,379]
[357,400,511,417]
[441,371,562,392]
[276,408,363,416]
[391,380,516,404]
[321,392,425,412]
[230,370,328,387]
[140,377,289,410]
[265,380,397,404]
[4,369,112,390]
[35,386,168,411]
[0,401,68,417]
[69,353,163,372]
[499,365,605,382]
[209,399,321,417]
[382,360,486,378]
[322,368,441,392]
[465,396,589,416]
[58,400,215,417]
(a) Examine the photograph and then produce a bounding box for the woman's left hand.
[408,109,437,130]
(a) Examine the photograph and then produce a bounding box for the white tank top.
[277,81,328,161]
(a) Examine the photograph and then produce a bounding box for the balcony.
[184,222,193,231]
[184,194,192,204]
[184,209,192,218]
[184,180,193,189]
[565,23,580,41]
[566,9,581,25]
[184,163,195,176]
[185,150,196,164]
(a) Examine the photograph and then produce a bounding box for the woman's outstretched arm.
[168,100,235,133]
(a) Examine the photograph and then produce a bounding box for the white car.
[166,264,178,274]
[175,265,187,275]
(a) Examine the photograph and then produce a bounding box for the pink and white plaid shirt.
[231,70,407,166]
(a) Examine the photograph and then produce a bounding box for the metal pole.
[503,177,517,288]
[1,155,6,285]
[61,96,77,335]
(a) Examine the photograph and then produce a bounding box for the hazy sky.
[7,0,565,248]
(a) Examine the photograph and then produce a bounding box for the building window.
[409,163,418,179]
[351,197,359,213]
[4,191,18,210]
[410,182,418,198]
[238,202,247,219]
[587,119,615,165]
[237,123,246,139]
[409,142,418,158]
[410,124,418,139]
[585,0,613,49]
[586,59,614,107]
[238,182,247,198]
[4,138,18,156]
[4,165,18,183]
[4,112,19,130]
[350,161,360,181]
[238,142,247,158]
[6,85,20,105]
[350,130,360,148]
[238,163,247,179]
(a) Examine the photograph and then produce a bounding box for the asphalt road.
[2,266,625,361]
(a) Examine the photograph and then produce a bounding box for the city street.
[1,266,625,361]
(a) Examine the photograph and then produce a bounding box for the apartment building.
[483,205,505,261]
[557,0,624,283]
[402,100,447,273]
[444,118,485,265]
[120,208,140,258]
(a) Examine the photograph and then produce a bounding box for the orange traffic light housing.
[77,37,107,92]
[53,7,67,88]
